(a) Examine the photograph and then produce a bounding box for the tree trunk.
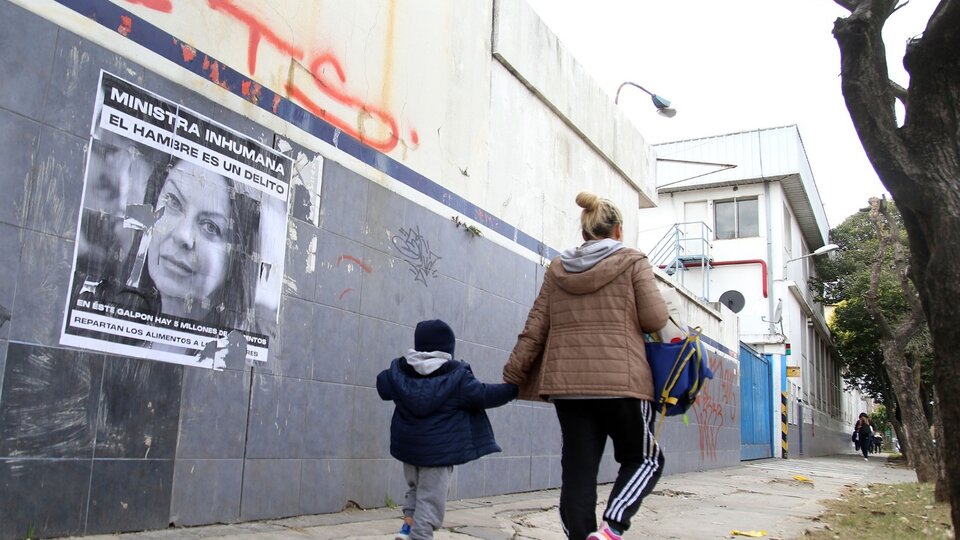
[933,392,949,502]
[890,413,908,461]
[882,346,938,482]
[833,0,960,523]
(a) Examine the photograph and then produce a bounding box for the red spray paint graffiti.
[690,352,738,462]
[336,254,372,301]
[125,0,173,12]
[127,0,416,152]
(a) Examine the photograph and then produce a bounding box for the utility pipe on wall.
[664,259,769,298]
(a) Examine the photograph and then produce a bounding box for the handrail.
[648,222,713,300]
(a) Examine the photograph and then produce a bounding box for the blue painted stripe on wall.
[693,329,738,359]
[54,0,560,261]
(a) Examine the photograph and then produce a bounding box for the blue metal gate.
[740,344,773,460]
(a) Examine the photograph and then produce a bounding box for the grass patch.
[798,482,952,539]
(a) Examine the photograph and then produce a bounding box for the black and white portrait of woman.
[63,72,289,368]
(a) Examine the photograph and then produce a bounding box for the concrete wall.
[0,1,739,537]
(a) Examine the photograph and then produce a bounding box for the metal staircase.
[647,221,713,300]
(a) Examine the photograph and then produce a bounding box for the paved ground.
[71,453,914,540]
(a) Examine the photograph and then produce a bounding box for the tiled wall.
[0,2,741,538]
[0,4,554,537]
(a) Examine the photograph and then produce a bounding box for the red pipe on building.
[661,259,768,298]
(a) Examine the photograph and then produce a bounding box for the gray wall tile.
[10,230,73,346]
[245,374,307,458]
[282,220,319,303]
[0,458,91,539]
[240,458,301,521]
[528,404,561,456]
[95,356,182,459]
[22,126,85,239]
[381,223,445,293]
[0,1,57,119]
[300,458,351,515]
[489,455,531,494]
[357,316,410,389]
[455,459,484,500]
[315,229,365,312]
[0,341,6,404]
[346,458,393,510]
[45,34,146,139]
[351,387,392,459]
[177,367,251,459]
[170,458,242,526]
[408,200,470,284]
[302,382,353,458]
[0,110,40,228]
[266,296,314,379]
[460,288,526,351]
[0,343,102,458]
[86,459,174,534]
[488,404,531,458]
[364,184,407,254]
[312,304,359,384]
[530,456,553,490]
[480,457,509,497]
[430,275,466,341]
[0,223,22,341]
[455,341,506,383]
[319,160,368,243]
[359,247,431,324]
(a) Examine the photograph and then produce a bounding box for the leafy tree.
[832,0,959,521]
[814,200,936,482]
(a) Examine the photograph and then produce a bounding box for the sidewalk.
[73,453,914,540]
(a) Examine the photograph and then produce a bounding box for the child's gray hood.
[404,350,452,375]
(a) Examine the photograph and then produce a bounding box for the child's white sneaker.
[395,521,412,540]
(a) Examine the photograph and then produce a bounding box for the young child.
[377,319,518,540]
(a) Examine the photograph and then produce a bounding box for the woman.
[85,156,261,337]
[857,413,874,461]
[503,192,669,540]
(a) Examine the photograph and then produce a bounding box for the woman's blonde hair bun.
[576,191,600,211]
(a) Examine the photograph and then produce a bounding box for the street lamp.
[782,243,839,277]
[614,81,677,118]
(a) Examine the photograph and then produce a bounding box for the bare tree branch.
[834,0,861,11]
[890,79,908,105]
[833,0,922,205]
[876,197,928,345]
[866,197,897,339]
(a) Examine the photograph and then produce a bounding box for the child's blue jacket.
[377,357,517,467]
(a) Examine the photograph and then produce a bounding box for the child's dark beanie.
[414,319,456,355]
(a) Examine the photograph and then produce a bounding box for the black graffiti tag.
[391,226,441,286]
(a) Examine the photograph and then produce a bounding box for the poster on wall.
[60,71,291,370]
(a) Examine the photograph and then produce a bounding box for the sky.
[525,0,938,228]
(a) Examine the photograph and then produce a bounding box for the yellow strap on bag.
[653,327,704,439]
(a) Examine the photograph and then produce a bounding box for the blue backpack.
[645,325,713,436]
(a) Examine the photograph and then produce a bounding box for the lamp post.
[614,81,677,117]
[782,243,839,279]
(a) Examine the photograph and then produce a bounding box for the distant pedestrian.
[377,319,518,540]
[503,192,670,540]
[852,418,862,452]
[874,431,884,454]
[856,413,874,460]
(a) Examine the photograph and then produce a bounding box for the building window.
[715,197,759,239]
[783,203,793,254]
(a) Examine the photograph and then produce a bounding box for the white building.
[641,125,870,457]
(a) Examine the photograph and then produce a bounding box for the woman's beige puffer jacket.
[503,248,669,401]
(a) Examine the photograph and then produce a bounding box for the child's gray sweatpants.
[402,463,454,539]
